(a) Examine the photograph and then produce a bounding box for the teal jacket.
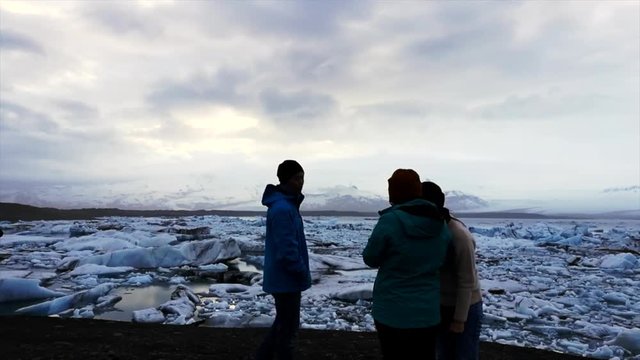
[362,198,451,328]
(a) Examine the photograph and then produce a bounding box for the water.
[95,282,213,322]
[227,258,261,273]
[0,298,43,316]
[95,259,261,322]
[0,258,262,321]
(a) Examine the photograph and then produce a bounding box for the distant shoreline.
[0,202,637,222]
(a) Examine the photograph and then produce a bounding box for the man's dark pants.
[256,292,301,360]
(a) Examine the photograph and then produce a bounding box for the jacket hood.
[381,198,445,238]
[261,184,304,208]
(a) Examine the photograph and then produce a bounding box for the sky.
[0,0,639,211]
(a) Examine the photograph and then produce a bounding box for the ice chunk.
[606,329,640,355]
[132,308,165,323]
[16,283,115,315]
[600,253,638,270]
[331,284,373,302]
[79,246,187,269]
[69,264,134,276]
[0,278,65,303]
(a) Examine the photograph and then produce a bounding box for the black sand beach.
[0,316,591,360]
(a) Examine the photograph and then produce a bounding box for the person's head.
[421,181,445,208]
[277,160,304,194]
[388,169,421,205]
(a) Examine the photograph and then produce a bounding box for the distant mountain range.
[302,186,489,212]
[0,183,637,220]
[603,185,640,193]
[0,183,491,213]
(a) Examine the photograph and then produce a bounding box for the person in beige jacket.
[422,181,483,360]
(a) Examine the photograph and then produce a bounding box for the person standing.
[422,181,483,360]
[362,169,451,360]
[256,160,311,360]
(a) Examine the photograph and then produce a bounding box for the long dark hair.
[421,181,452,223]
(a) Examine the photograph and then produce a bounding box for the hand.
[449,321,465,333]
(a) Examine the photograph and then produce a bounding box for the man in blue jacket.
[256,160,311,360]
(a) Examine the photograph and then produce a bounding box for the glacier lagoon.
[0,215,638,359]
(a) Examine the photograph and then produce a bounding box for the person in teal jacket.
[256,160,311,360]
[363,169,451,360]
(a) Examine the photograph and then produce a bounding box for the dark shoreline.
[2,202,636,222]
[0,315,591,360]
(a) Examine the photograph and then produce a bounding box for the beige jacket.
[440,218,482,322]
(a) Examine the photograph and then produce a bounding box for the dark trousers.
[437,302,483,360]
[256,292,301,360]
[374,320,438,360]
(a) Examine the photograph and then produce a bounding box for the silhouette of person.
[256,160,311,360]
[363,169,451,360]
[422,181,483,360]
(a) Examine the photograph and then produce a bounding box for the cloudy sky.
[1,0,638,211]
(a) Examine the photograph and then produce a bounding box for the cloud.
[401,1,637,81]
[0,101,59,133]
[284,47,354,85]
[207,1,372,38]
[53,100,99,120]
[83,2,164,36]
[0,100,149,184]
[147,68,249,110]
[475,92,634,120]
[0,1,637,210]
[259,88,337,124]
[0,30,44,54]
[353,101,430,121]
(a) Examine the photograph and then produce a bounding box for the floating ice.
[606,329,640,355]
[0,278,65,303]
[16,283,115,316]
[2,216,639,359]
[331,284,373,302]
[69,264,134,277]
[600,253,638,270]
[131,285,200,324]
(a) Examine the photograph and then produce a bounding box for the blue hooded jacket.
[261,184,311,294]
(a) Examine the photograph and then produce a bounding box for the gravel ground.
[0,316,592,360]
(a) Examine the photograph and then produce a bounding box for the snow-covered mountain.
[302,185,388,212]
[0,182,491,213]
[0,181,234,211]
[301,186,492,213]
[603,185,640,193]
[443,190,490,211]
[1,181,637,215]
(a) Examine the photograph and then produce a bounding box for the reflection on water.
[0,259,261,321]
[228,258,261,273]
[96,282,213,322]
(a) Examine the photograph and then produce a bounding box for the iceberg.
[16,283,115,315]
[0,278,65,303]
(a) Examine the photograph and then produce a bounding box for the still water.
[96,259,261,322]
[0,259,262,322]
[95,282,213,322]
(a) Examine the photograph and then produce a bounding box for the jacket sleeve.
[452,223,478,322]
[271,205,306,274]
[362,214,393,268]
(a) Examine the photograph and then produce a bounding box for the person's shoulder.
[448,219,473,240]
[269,197,295,214]
[378,207,400,220]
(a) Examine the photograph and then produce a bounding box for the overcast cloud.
[0,0,638,210]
